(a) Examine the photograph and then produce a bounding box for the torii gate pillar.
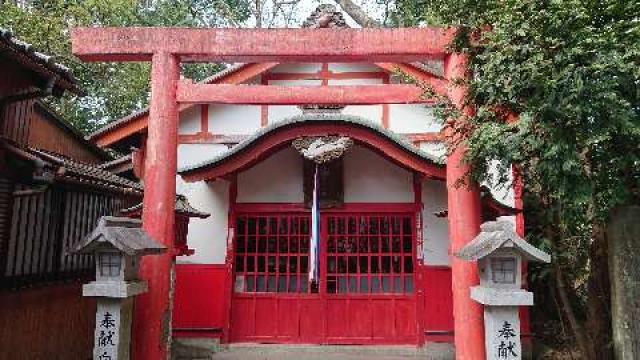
[134,52,180,359]
[444,53,486,360]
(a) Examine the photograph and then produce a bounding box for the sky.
[244,0,387,28]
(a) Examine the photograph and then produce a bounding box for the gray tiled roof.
[0,28,82,94]
[97,153,133,169]
[29,148,143,194]
[2,139,143,194]
[74,216,165,256]
[120,194,210,218]
[454,220,550,263]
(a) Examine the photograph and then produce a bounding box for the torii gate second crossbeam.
[71,26,484,360]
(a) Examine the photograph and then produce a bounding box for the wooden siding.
[1,184,137,289]
[27,106,104,164]
[0,177,14,277]
[0,59,34,97]
[0,283,95,360]
[1,100,104,164]
[1,99,34,145]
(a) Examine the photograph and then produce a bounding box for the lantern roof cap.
[454,220,550,263]
[119,194,210,219]
[174,194,210,218]
[73,216,166,256]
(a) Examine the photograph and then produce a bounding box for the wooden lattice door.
[229,210,418,344]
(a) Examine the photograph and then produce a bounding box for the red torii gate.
[71,26,484,360]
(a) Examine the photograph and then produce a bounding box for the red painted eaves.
[89,63,277,147]
[90,61,442,147]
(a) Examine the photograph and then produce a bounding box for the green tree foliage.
[393,0,639,357]
[0,0,250,132]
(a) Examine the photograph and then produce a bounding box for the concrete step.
[171,338,221,360]
[213,343,454,360]
[171,339,455,360]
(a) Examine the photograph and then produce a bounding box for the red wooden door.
[229,210,417,344]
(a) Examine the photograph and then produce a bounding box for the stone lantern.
[74,216,166,360]
[454,220,550,360]
[120,194,209,257]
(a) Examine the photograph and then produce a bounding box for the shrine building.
[85,6,525,351]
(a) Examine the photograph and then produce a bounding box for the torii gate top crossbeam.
[71,27,454,63]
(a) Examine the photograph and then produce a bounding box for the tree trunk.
[607,205,640,359]
[332,0,444,77]
[585,223,613,359]
[254,0,262,28]
[333,0,380,27]
[545,215,595,360]
[553,261,595,360]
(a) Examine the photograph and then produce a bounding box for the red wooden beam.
[176,82,434,105]
[263,71,387,81]
[376,62,449,97]
[71,27,454,62]
[404,132,444,142]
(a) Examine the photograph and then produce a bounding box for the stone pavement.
[209,344,455,360]
[172,339,455,360]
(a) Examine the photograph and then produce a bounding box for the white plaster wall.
[419,141,447,161]
[485,160,515,207]
[268,79,322,87]
[207,104,262,134]
[267,105,303,124]
[341,106,383,125]
[328,78,383,85]
[178,106,201,134]
[176,177,230,264]
[418,143,516,209]
[389,105,441,133]
[177,143,229,170]
[329,63,380,73]
[265,79,321,125]
[421,179,450,266]
[485,161,517,230]
[327,78,384,124]
[270,63,322,73]
[343,145,413,203]
[267,104,383,126]
[237,147,304,203]
[270,63,381,75]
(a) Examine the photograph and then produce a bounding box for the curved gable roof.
[178,113,446,182]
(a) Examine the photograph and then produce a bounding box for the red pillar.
[513,167,533,343]
[444,53,486,359]
[133,52,180,359]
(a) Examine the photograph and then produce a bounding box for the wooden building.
[0,29,142,360]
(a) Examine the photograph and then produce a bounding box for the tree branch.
[333,0,380,27]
